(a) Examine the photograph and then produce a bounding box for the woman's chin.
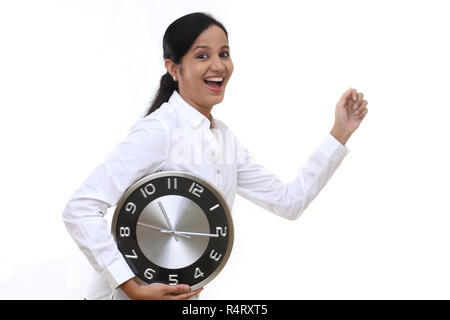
[204,93,225,106]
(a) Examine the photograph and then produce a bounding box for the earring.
[173,76,177,81]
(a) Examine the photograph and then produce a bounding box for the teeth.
[205,77,224,82]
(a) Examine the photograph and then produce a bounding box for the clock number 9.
[125,202,136,214]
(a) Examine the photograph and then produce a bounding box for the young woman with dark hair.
[63,12,368,300]
[148,12,229,117]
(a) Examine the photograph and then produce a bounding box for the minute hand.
[137,222,191,239]
[173,230,219,238]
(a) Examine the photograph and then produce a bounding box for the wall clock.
[111,171,234,290]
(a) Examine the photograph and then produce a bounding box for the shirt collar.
[168,90,212,129]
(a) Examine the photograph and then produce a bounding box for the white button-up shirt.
[62,90,349,297]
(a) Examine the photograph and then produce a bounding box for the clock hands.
[141,201,224,240]
[137,222,191,239]
[157,201,180,241]
[169,230,219,238]
[137,222,220,239]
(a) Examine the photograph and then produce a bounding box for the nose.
[210,55,226,73]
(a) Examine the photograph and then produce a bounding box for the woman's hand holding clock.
[120,278,203,300]
[331,88,369,145]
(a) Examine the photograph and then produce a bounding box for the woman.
[62,12,368,300]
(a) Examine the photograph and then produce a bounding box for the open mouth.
[204,77,224,91]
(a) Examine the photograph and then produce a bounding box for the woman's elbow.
[276,200,307,221]
[285,208,305,221]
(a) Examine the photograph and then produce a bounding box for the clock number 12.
[188,182,204,197]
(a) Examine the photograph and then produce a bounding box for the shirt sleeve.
[62,117,169,289]
[236,133,349,220]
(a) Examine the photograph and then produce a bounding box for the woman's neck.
[178,91,214,126]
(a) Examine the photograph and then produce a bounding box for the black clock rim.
[111,170,234,291]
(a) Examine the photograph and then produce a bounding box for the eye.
[197,53,208,59]
[220,51,230,58]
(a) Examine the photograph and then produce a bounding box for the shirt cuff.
[101,256,135,289]
[318,133,350,165]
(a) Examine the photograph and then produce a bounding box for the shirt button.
[216,168,221,175]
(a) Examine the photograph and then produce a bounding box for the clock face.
[111,171,234,290]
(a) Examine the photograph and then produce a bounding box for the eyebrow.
[192,45,230,51]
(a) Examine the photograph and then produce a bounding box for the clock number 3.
[210,250,222,262]
[189,182,204,197]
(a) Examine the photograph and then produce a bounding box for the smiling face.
[165,25,234,119]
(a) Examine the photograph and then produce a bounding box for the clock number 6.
[144,268,155,280]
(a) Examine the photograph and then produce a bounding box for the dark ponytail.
[147,72,178,116]
[145,12,228,117]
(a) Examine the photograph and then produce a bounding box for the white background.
[1,0,449,299]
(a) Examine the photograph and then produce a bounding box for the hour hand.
[157,201,180,241]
